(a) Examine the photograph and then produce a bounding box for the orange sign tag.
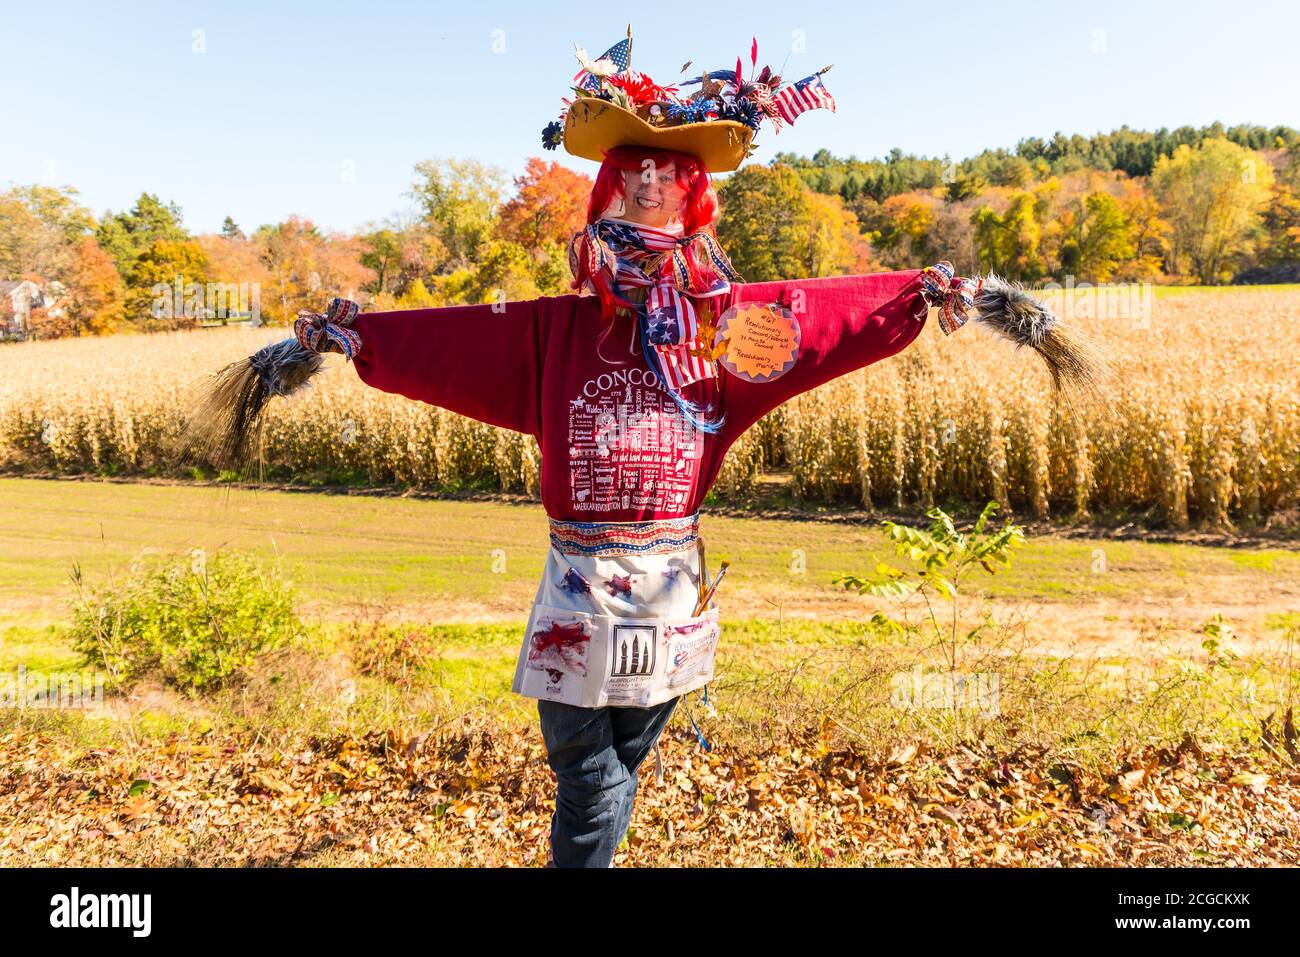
[714,302,801,383]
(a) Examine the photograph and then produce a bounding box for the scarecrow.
[189,32,1100,868]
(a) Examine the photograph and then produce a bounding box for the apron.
[510,514,720,708]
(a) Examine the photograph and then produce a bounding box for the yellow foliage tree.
[804,191,878,277]
[1152,138,1274,283]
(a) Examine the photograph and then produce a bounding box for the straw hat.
[541,33,836,175]
[561,97,755,173]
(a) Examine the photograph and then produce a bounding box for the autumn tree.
[96,193,189,277]
[127,239,211,327]
[198,229,271,323]
[409,158,506,267]
[972,191,1047,280]
[1055,192,1136,282]
[1261,183,1300,265]
[1258,146,1300,266]
[93,193,201,324]
[530,240,572,296]
[467,239,541,304]
[0,188,130,338]
[498,158,592,252]
[859,193,936,269]
[256,217,375,325]
[716,164,816,281]
[57,237,126,335]
[358,223,442,297]
[946,174,987,203]
[0,185,96,281]
[926,199,982,276]
[360,228,402,295]
[804,192,877,277]
[199,231,266,286]
[1152,138,1274,283]
[1115,181,1171,280]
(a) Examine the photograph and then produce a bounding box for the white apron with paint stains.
[510,515,719,709]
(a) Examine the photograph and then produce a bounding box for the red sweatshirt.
[350,271,928,522]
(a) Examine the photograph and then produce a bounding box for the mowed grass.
[3,476,1298,871]
[3,477,1300,626]
[2,474,1299,710]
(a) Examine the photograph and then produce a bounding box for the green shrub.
[69,549,303,691]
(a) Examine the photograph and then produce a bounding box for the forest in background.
[2,121,1299,339]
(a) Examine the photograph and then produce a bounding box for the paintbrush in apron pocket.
[692,560,730,617]
[695,536,709,606]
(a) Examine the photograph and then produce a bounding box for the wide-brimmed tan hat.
[562,97,755,173]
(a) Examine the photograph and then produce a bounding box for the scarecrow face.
[614,161,686,229]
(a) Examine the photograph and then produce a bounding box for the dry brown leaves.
[0,721,1296,868]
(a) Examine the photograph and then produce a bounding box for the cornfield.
[2,288,1297,527]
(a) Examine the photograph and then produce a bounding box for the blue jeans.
[537,696,679,868]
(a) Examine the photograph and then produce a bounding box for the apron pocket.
[513,603,720,709]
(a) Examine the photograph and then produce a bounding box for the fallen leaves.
[0,721,1296,867]
[1227,772,1270,792]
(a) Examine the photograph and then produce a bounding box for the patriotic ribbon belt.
[549,514,701,557]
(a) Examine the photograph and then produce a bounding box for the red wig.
[572,146,723,306]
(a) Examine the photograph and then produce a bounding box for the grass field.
[4,477,1299,647]
[2,477,1298,867]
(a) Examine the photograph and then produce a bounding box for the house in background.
[0,279,64,340]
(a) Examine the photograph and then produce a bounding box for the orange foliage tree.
[255,217,376,325]
[57,237,126,335]
[497,158,592,252]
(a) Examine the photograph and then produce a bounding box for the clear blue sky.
[5,0,1295,235]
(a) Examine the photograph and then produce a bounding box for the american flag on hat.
[771,71,837,125]
[573,37,631,90]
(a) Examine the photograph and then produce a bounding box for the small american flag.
[573,37,630,90]
[653,340,718,392]
[771,72,836,124]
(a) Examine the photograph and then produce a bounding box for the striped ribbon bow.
[919,261,981,336]
[747,82,786,132]
[293,297,362,359]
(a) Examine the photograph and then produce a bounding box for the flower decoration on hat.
[546,29,837,173]
[541,121,565,151]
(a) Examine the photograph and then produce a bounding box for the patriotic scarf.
[573,219,741,432]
